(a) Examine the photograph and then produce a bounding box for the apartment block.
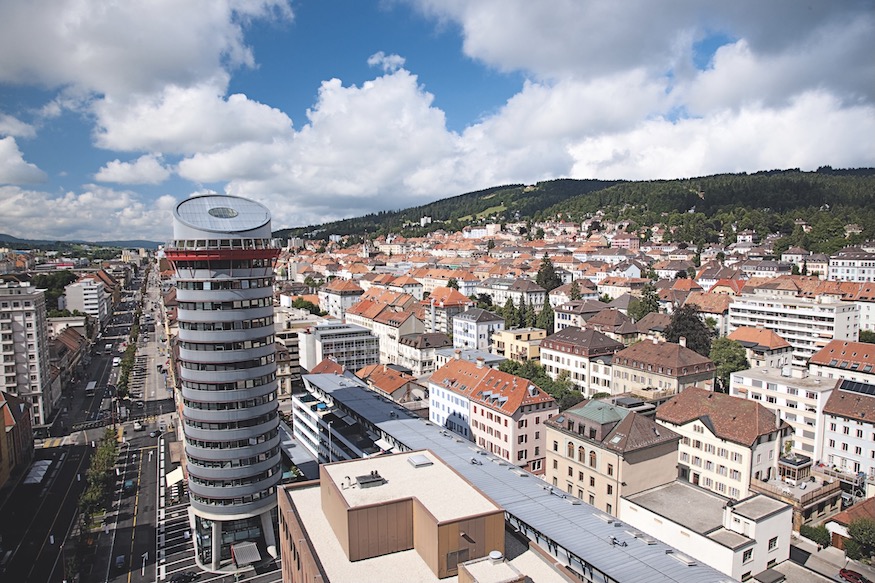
[490,327,546,362]
[656,388,790,500]
[298,322,379,372]
[452,308,504,352]
[397,332,452,376]
[828,246,875,282]
[728,287,859,366]
[729,367,834,457]
[726,327,793,369]
[821,380,875,482]
[429,357,557,474]
[63,277,110,328]
[317,278,364,319]
[808,339,875,385]
[610,339,716,401]
[540,327,623,398]
[0,282,56,427]
[545,400,679,516]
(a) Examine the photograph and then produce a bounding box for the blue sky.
[0,1,873,241]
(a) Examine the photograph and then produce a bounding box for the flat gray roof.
[733,494,788,522]
[303,373,738,583]
[174,194,271,233]
[734,368,836,392]
[625,481,727,535]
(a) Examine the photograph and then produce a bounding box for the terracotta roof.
[356,364,413,394]
[822,379,875,423]
[323,278,364,293]
[656,387,787,447]
[684,291,731,314]
[541,327,624,357]
[429,359,555,415]
[423,286,473,308]
[727,327,791,351]
[398,333,452,350]
[810,340,875,370]
[586,308,632,330]
[310,358,344,374]
[612,340,715,373]
[830,496,875,528]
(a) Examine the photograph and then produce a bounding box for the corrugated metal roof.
[303,373,738,583]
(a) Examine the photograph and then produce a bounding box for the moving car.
[840,569,872,583]
[133,421,144,431]
[169,572,199,583]
[149,430,162,438]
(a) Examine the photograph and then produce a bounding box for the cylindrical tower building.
[166,195,281,571]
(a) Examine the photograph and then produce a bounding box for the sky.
[0,0,873,243]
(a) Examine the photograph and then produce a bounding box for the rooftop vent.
[356,471,387,488]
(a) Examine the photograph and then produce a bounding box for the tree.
[664,303,714,356]
[860,330,875,344]
[569,280,582,301]
[845,517,875,561]
[447,277,459,290]
[502,298,520,328]
[800,524,831,548]
[536,301,554,331]
[628,282,659,321]
[709,338,750,391]
[536,254,562,291]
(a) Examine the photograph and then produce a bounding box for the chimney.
[476,357,484,369]
[454,349,461,360]
[679,336,687,348]
[383,364,387,372]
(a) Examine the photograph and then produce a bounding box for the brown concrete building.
[278,450,505,582]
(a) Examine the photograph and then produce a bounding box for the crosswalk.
[41,435,69,448]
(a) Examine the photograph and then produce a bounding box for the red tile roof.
[656,387,787,447]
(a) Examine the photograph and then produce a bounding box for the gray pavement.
[792,535,875,582]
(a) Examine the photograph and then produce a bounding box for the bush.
[800,524,831,548]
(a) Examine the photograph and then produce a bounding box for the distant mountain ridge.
[0,233,162,250]
[273,167,875,241]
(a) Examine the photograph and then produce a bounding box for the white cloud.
[367,52,406,73]
[0,185,176,241]
[566,91,875,180]
[0,114,36,138]
[0,0,292,96]
[0,137,47,184]
[92,80,294,154]
[95,154,172,185]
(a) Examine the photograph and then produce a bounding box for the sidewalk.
[793,536,875,581]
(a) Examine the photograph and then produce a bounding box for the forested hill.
[273,168,875,244]
[273,179,621,240]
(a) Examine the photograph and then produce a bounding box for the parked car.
[169,572,199,582]
[840,569,872,583]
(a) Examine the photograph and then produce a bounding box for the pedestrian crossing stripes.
[41,436,67,448]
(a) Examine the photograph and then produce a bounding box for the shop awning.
[231,541,262,567]
[165,467,184,487]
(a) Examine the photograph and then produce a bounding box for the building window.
[607,463,614,477]
[742,549,753,563]
[768,537,778,551]
[589,451,597,468]
[567,442,574,458]
[553,440,558,452]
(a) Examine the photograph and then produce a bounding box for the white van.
[133,421,144,431]
[112,357,121,367]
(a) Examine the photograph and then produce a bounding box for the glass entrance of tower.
[195,515,269,565]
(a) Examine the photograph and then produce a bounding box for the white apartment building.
[370,307,424,365]
[298,322,379,372]
[317,278,363,319]
[397,332,452,376]
[452,308,504,351]
[728,287,859,366]
[621,481,792,582]
[0,283,56,427]
[64,278,110,328]
[428,357,557,475]
[475,278,546,311]
[828,246,875,282]
[657,387,790,500]
[821,379,875,481]
[539,327,622,398]
[729,367,834,457]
